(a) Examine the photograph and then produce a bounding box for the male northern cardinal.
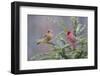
[66,31,76,49]
[37,30,53,45]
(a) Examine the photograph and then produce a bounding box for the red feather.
[66,31,76,49]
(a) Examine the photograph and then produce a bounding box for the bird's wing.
[68,34,76,43]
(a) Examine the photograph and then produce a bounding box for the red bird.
[66,31,76,49]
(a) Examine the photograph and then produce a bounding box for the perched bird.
[37,30,53,45]
[66,31,76,49]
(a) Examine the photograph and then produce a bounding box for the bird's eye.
[67,32,70,35]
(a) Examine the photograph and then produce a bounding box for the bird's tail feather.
[37,42,40,45]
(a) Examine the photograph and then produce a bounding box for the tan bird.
[37,30,53,45]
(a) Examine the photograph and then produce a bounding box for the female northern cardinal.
[37,30,53,45]
[66,31,76,49]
